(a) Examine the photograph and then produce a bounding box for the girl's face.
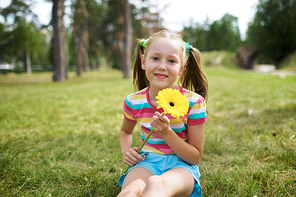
[141,37,184,91]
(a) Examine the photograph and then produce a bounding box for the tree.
[121,0,132,78]
[132,1,164,38]
[182,14,241,52]
[246,0,296,67]
[0,0,48,75]
[206,14,241,51]
[72,0,89,76]
[52,0,68,81]
[85,0,105,70]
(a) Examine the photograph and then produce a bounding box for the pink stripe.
[187,116,207,125]
[196,96,205,104]
[145,143,174,154]
[142,127,187,139]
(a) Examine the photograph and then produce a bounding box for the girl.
[118,30,208,197]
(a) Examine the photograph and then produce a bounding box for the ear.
[141,55,146,70]
[178,64,185,76]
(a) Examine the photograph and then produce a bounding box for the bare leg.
[141,168,195,197]
[117,167,153,197]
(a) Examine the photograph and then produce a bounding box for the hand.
[151,112,172,138]
[123,147,145,166]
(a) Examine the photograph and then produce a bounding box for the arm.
[151,112,205,165]
[119,118,145,166]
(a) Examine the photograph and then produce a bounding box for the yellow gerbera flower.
[156,88,189,119]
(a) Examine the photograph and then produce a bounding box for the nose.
[158,60,167,70]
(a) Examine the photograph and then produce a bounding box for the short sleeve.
[187,96,207,125]
[123,95,137,122]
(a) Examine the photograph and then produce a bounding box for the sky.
[0,0,259,39]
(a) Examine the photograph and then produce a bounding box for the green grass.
[279,51,296,71]
[0,66,295,196]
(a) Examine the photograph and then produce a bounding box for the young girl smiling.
[118,30,208,197]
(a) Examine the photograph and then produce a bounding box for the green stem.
[137,129,153,154]
[123,129,153,174]
[123,113,164,174]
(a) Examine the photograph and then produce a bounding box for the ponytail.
[133,41,149,91]
[180,46,208,101]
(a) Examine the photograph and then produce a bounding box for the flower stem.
[123,129,153,174]
[123,113,164,174]
[137,129,153,153]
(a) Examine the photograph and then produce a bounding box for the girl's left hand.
[151,112,172,138]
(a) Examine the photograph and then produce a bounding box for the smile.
[154,73,168,79]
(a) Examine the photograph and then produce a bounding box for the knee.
[146,175,165,190]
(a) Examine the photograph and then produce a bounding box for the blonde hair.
[133,30,208,100]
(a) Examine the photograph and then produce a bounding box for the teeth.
[155,74,167,79]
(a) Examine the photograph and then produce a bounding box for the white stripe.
[140,122,151,128]
[131,98,147,105]
[189,107,206,115]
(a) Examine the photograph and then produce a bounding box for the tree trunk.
[63,19,69,78]
[75,0,89,75]
[106,46,111,69]
[95,48,100,69]
[76,37,83,76]
[26,47,32,76]
[52,0,67,82]
[83,26,89,72]
[118,31,125,71]
[122,0,132,78]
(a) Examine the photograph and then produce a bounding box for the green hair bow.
[140,39,149,47]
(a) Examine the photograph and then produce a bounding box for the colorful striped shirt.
[123,86,207,155]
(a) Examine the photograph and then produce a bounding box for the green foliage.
[246,0,296,67]
[0,66,295,196]
[279,51,296,71]
[183,14,242,52]
[0,0,50,68]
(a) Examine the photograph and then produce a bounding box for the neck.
[148,85,180,105]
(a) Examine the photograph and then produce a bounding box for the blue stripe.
[125,98,153,110]
[189,101,197,107]
[141,134,167,144]
[189,111,207,119]
[171,126,186,133]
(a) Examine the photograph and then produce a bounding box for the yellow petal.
[156,88,189,119]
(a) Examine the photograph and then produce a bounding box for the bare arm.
[151,112,205,165]
[119,118,145,166]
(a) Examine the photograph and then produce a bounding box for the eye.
[152,57,159,61]
[168,59,176,63]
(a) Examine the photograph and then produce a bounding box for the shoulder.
[182,88,207,124]
[181,87,206,107]
[124,87,148,106]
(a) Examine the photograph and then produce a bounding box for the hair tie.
[184,42,191,52]
[140,39,149,48]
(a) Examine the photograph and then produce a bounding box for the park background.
[0,0,295,196]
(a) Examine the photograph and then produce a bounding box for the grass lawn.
[0,66,295,196]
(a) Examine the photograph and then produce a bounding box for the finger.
[155,112,166,121]
[124,159,136,166]
[130,147,144,161]
[124,156,137,165]
[155,111,162,116]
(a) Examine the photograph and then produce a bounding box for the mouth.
[154,73,168,79]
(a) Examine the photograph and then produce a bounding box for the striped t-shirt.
[123,86,207,155]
